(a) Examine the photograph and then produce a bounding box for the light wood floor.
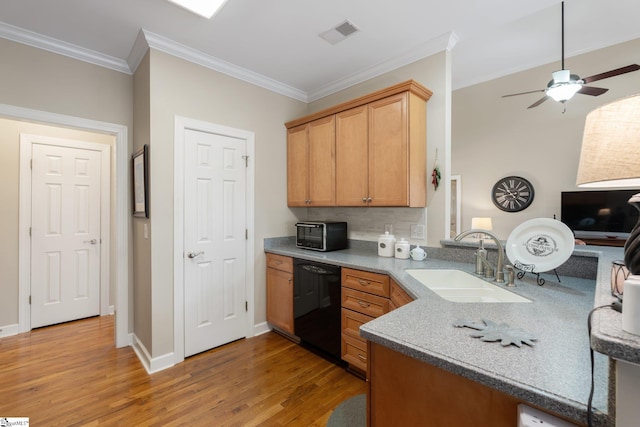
[0,316,366,426]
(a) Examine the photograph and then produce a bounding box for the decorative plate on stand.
[506,218,575,273]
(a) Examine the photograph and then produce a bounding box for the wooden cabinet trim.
[342,287,389,318]
[390,278,414,309]
[342,334,368,372]
[285,80,432,129]
[266,253,293,273]
[342,267,390,297]
[342,308,373,342]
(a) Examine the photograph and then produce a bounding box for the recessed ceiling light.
[166,0,228,19]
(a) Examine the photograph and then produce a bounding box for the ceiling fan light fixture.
[546,81,582,102]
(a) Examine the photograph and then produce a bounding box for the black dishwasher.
[293,258,343,363]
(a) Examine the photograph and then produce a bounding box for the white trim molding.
[0,22,130,74]
[132,334,175,374]
[0,323,20,339]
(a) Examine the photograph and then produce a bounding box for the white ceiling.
[1,0,639,102]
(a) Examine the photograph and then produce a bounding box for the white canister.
[378,232,396,257]
[395,238,410,259]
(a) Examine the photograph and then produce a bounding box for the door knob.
[84,239,97,244]
[187,251,204,259]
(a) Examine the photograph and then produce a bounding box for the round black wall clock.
[491,176,535,212]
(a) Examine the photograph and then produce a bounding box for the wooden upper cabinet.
[368,93,409,206]
[286,80,431,208]
[287,116,336,206]
[287,124,309,206]
[336,105,369,206]
[308,116,336,206]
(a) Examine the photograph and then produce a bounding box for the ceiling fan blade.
[527,95,549,109]
[581,64,640,84]
[577,86,609,96]
[502,89,545,98]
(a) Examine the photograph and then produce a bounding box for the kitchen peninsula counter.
[264,238,625,426]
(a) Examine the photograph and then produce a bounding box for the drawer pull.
[275,260,283,265]
[358,279,370,286]
[357,353,367,362]
[357,300,370,308]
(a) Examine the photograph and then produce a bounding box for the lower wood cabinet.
[340,268,413,373]
[367,342,584,427]
[266,254,294,335]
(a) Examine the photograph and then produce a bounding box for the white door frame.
[20,134,110,327]
[174,116,255,364]
[2,103,130,348]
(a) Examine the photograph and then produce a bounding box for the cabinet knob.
[362,197,367,203]
[367,197,372,202]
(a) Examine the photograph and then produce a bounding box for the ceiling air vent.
[319,20,360,45]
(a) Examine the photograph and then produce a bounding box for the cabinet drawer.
[342,308,373,341]
[266,253,293,273]
[342,267,390,297]
[342,334,368,371]
[390,279,414,309]
[342,287,389,318]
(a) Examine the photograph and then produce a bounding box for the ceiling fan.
[502,1,640,109]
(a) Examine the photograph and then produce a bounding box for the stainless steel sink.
[405,269,531,303]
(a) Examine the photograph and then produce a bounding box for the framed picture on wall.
[132,144,149,218]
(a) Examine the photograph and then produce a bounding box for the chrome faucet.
[454,229,505,283]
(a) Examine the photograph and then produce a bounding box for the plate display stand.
[512,261,561,286]
[506,218,575,286]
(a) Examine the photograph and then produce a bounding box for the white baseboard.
[253,321,271,336]
[109,305,115,315]
[0,323,19,338]
[131,334,175,374]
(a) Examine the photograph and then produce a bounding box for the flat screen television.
[561,189,640,240]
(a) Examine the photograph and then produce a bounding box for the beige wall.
[300,50,451,246]
[132,53,153,352]
[452,37,640,240]
[0,39,133,330]
[139,49,307,357]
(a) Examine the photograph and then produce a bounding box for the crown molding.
[307,31,458,102]
[0,20,460,103]
[0,21,131,74]
[138,29,308,102]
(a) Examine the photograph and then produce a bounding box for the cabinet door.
[307,115,336,206]
[287,124,309,206]
[336,105,369,206]
[266,267,294,334]
[368,92,408,206]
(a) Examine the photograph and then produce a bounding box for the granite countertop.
[264,238,629,427]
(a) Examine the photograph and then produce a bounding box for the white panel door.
[31,144,101,328]
[184,129,247,357]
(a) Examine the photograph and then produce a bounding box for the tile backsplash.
[291,207,426,243]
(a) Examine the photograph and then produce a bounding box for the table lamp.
[471,217,493,239]
[576,94,640,334]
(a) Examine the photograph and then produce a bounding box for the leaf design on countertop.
[454,319,537,348]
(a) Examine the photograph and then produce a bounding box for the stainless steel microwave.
[295,221,348,252]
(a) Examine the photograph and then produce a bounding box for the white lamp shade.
[471,217,493,230]
[576,94,640,188]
